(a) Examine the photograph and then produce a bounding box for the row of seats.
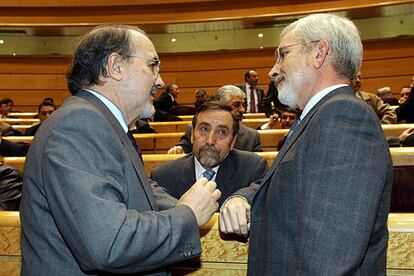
[4,124,414,153]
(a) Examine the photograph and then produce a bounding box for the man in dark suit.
[152,102,267,207]
[220,14,392,275]
[20,25,221,275]
[236,69,265,113]
[167,85,262,154]
[153,83,180,121]
[25,98,57,136]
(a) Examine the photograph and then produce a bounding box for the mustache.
[274,74,285,87]
[199,144,219,154]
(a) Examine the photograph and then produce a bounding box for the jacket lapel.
[215,151,237,197]
[75,90,158,210]
[178,153,197,186]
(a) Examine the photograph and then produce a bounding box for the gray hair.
[281,13,362,81]
[216,85,245,104]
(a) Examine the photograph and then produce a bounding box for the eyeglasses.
[126,55,161,76]
[275,40,320,65]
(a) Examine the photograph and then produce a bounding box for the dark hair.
[66,25,145,95]
[1,97,14,106]
[244,69,256,80]
[38,99,56,114]
[195,89,207,96]
[192,101,239,138]
[281,107,302,117]
[165,83,177,93]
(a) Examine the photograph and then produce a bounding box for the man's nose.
[268,63,280,79]
[206,131,216,145]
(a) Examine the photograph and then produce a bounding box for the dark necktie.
[286,118,301,139]
[202,169,216,181]
[127,131,143,163]
[249,87,256,113]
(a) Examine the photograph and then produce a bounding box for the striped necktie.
[202,169,216,181]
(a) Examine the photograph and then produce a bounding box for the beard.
[137,85,157,119]
[277,60,311,109]
[197,144,221,168]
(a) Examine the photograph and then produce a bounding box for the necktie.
[286,119,301,139]
[249,87,256,113]
[127,131,143,163]
[202,169,215,181]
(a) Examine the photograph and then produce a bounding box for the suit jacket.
[356,91,396,124]
[237,84,265,113]
[396,86,414,123]
[151,149,267,207]
[176,124,263,153]
[0,139,30,157]
[0,164,23,211]
[20,89,201,275]
[154,92,177,113]
[235,86,392,275]
[24,123,41,136]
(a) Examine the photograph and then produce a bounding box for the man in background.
[167,85,262,154]
[237,69,264,113]
[353,71,396,124]
[25,99,56,136]
[152,101,267,207]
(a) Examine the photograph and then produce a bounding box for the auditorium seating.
[1,212,413,275]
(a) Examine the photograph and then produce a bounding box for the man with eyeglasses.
[20,25,221,275]
[152,101,267,208]
[167,85,263,154]
[220,14,392,275]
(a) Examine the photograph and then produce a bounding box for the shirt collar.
[194,156,219,181]
[83,88,129,133]
[300,84,348,120]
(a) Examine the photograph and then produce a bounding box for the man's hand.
[219,196,251,237]
[167,145,184,154]
[268,114,280,128]
[177,177,221,226]
[399,128,414,143]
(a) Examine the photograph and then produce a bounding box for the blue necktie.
[127,131,143,163]
[287,118,301,139]
[202,169,215,181]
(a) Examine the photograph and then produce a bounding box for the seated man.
[152,101,267,207]
[25,99,56,136]
[259,107,301,130]
[399,86,411,105]
[352,72,396,124]
[377,86,399,106]
[167,85,263,154]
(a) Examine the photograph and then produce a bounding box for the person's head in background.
[351,71,362,93]
[165,83,180,99]
[194,89,208,110]
[38,100,56,123]
[399,86,411,105]
[377,87,393,99]
[245,69,259,88]
[191,101,239,169]
[0,98,12,117]
[216,85,246,121]
[280,108,301,129]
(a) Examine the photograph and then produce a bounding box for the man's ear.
[107,53,123,81]
[314,40,329,69]
[190,127,194,144]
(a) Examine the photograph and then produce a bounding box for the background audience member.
[153,83,182,121]
[0,121,22,136]
[25,99,56,136]
[168,85,262,154]
[194,89,208,110]
[352,72,396,124]
[0,164,23,211]
[0,135,30,157]
[129,119,156,134]
[152,101,267,207]
[261,79,288,117]
[377,86,399,105]
[387,128,414,147]
[399,86,411,105]
[0,98,14,118]
[236,69,264,113]
[396,86,414,123]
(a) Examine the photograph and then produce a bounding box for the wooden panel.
[0,74,67,90]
